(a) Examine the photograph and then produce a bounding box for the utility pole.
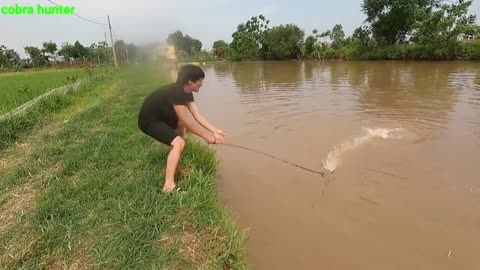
[107,15,118,69]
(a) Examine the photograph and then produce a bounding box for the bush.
[14,64,24,72]
[457,41,480,60]
[342,41,480,61]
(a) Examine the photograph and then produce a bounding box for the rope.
[222,143,330,177]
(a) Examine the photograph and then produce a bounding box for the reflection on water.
[355,62,459,132]
[230,62,264,94]
[205,61,480,134]
[230,61,304,92]
[262,61,303,88]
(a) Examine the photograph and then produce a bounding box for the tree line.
[167,0,480,61]
[2,0,479,71]
[0,40,136,71]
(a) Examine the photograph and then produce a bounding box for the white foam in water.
[322,127,404,172]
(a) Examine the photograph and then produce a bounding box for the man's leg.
[163,136,185,192]
[141,121,186,193]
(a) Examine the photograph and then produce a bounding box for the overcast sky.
[1,0,479,57]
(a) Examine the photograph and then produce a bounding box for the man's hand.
[187,102,225,143]
[204,130,224,145]
[205,134,216,144]
[213,130,224,144]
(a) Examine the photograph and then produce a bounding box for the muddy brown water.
[185,61,480,269]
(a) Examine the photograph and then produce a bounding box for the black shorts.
[139,120,179,146]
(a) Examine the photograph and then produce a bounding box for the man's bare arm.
[174,104,214,143]
[186,102,217,132]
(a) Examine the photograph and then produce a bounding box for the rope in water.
[222,143,330,177]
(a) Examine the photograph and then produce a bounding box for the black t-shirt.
[138,82,194,128]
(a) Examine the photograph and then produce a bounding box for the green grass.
[0,68,114,150]
[0,68,91,114]
[0,65,248,269]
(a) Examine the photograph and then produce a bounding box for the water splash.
[322,127,403,172]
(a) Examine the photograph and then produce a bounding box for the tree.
[73,41,88,61]
[330,24,346,49]
[42,41,57,63]
[25,46,47,67]
[189,38,202,56]
[58,43,75,62]
[112,40,136,64]
[4,48,20,67]
[0,45,18,68]
[0,45,9,68]
[167,31,186,54]
[115,40,128,63]
[212,40,229,57]
[261,24,305,59]
[87,41,111,64]
[230,14,270,59]
[316,24,347,49]
[413,0,478,59]
[0,45,6,68]
[166,30,202,57]
[362,0,429,45]
[352,26,372,47]
[304,35,316,58]
[57,41,88,62]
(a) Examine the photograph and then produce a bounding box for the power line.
[44,0,119,69]
[45,0,108,26]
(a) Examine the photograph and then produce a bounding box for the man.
[138,64,224,193]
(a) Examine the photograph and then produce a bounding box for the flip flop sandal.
[163,185,184,194]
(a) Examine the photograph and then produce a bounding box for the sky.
[1,0,480,58]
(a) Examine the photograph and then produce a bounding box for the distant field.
[0,69,88,114]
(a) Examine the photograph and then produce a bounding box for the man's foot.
[162,183,183,193]
[162,182,176,193]
[163,186,183,193]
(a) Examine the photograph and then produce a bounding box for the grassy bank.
[0,68,91,114]
[0,65,248,269]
